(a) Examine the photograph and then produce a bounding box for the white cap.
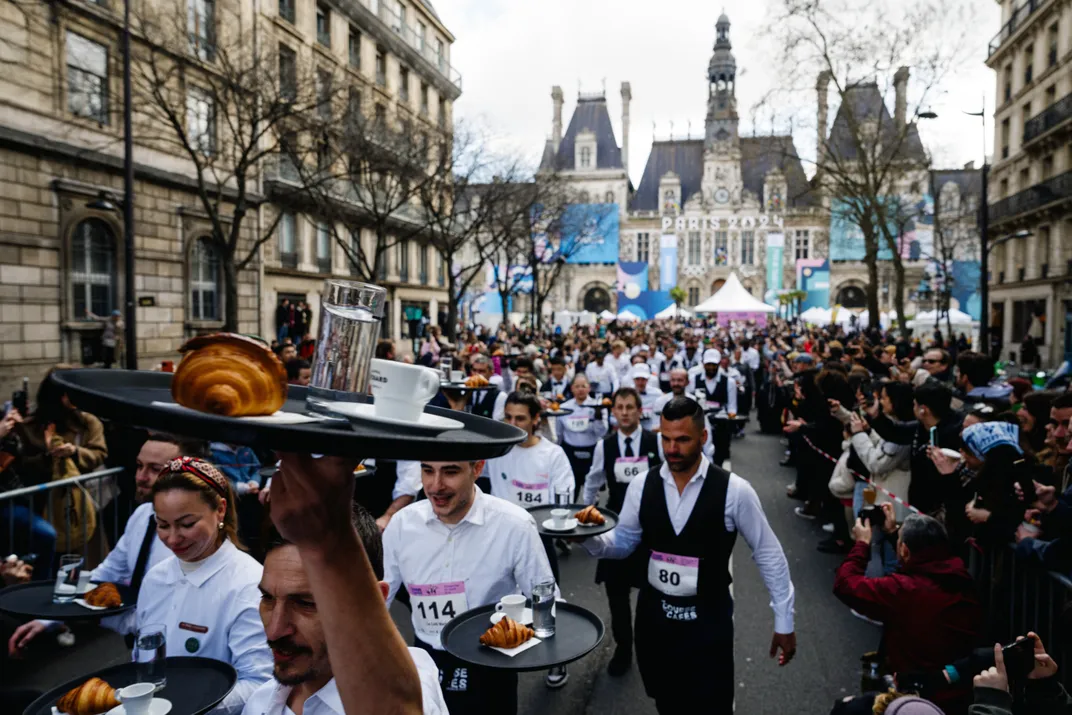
[631,363,652,380]
[703,348,721,365]
[637,343,650,353]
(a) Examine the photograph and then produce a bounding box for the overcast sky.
[434,0,1002,185]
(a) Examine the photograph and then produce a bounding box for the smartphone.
[929,426,937,447]
[11,377,28,417]
[1018,478,1038,505]
[1001,636,1036,681]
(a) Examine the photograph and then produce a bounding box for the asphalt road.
[7,428,877,714]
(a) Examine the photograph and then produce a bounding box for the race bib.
[660,371,670,382]
[614,457,648,484]
[408,581,468,646]
[706,400,721,411]
[566,417,591,432]
[511,478,548,505]
[647,551,699,597]
[641,406,654,423]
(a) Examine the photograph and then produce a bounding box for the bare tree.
[757,0,976,330]
[132,3,325,331]
[928,175,982,338]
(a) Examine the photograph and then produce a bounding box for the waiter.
[467,355,507,421]
[630,364,664,432]
[383,459,557,714]
[583,396,796,712]
[581,388,663,676]
[543,356,573,403]
[557,374,607,494]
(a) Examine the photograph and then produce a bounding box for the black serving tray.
[0,582,134,621]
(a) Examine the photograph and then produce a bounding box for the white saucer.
[541,517,579,532]
[104,699,172,715]
[490,608,533,625]
[322,401,463,432]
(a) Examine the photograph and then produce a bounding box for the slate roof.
[416,0,440,21]
[539,97,624,172]
[629,136,817,211]
[825,82,927,164]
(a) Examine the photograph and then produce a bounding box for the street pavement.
[9,428,877,714]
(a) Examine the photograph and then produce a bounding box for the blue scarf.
[961,421,1022,459]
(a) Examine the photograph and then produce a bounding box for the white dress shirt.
[607,353,632,383]
[743,347,761,371]
[636,384,665,430]
[383,489,556,649]
[556,397,608,449]
[544,377,571,400]
[92,502,168,586]
[137,540,272,713]
[391,460,423,500]
[582,427,666,505]
[482,437,575,507]
[583,454,795,634]
[585,362,620,395]
[240,648,447,715]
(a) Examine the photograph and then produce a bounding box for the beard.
[269,638,328,686]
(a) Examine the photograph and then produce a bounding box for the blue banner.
[797,259,830,310]
[950,260,981,320]
[659,234,678,291]
[617,290,674,320]
[764,232,784,305]
[829,197,934,262]
[560,204,620,265]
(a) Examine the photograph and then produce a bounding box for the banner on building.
[830,197,935,262]
[796,259,830,311]
[560,204,620,264]
[617,261,649,298]
[659,234,678,291]
[950,260,982,320]
[764,232,784,305]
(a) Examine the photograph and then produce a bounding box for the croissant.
[465,374,489,388]
[480,616,535,648]
[550,402,560,411]
[56,677,119,715]
[172,333,287,417]
[575,505,606,525]
[83,582,122,608]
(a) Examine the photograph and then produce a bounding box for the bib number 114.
[416,600,456,620]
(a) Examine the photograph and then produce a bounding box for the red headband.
[163,457,229,498]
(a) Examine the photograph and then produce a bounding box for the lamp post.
[963,103,989,356]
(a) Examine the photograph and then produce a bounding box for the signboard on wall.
[659,234,678,291]
[796,259,830,310]
[764,232,784,305]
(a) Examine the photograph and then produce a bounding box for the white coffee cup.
[495,594,526,622]
[550,508,570,528]
[369,358,441,422]
[451,370,464,383]
[117,682,156,715]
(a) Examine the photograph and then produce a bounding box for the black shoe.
[607,646,632,676]
[817,537,849,554]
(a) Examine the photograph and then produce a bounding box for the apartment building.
[986,0,1072,366]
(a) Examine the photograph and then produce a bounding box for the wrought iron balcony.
[1023,93,1072,146]
[989,0,1046,57]
[989,169,1072,224]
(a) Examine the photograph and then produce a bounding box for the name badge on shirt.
[566,416,591,432]
[178,622,208,634]
[647,550,700,598]
[614,457,648,484]
[511,478,549,505]
[408,582,468,647]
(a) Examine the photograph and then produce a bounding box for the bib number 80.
[658,569,681,586]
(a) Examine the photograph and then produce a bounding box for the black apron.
[469,388,501,419]
[594,430,661,587]
[634,463,737,708]
[414,638,518,715]
[561,442,594,494]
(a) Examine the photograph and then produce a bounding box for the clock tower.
[702,13,742,207]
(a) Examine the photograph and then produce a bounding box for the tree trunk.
[863,227,881,331]
[445,267,459,342]
[499,288,510,325]
[891,256,907,337]
[223,256,240,332]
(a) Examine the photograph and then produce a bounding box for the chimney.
[620,81,632,176]
[964,160,975,170]
[551,86,564,153]
[894,66,909,128]
[816,71,831,167]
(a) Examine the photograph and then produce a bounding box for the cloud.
[435,0,1001,182]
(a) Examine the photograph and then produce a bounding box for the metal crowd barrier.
[0,467,125,581]
[969,544,1072,689]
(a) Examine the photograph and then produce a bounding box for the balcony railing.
[989,0,1046,57]
[1023,93,1072,145]
[280,252,298,270]
[989,169,1072,223]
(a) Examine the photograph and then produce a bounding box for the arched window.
[579,191,590,204]
[190,237,221,320]
[70,218,116,318]
[604,190,615,204]
[580,146,591,168]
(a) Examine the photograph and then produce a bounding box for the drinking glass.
[439,355,453,382]
[52,555,82,603]
[134,624,168,689]
[531,579,556,638]
[306,280,386,416]
[554,488,572,506]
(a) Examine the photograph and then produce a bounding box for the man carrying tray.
[382,457,558,714]
[581,396,797,713]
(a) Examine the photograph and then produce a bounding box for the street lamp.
[963,103,990,355]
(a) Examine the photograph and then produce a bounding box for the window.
[316,70,332,120]
[1024,45,1033,85]
[437,97,446,129]
[579,146,592,168]
[70,218,116,319]
[1012,300,1046,344]
[605,191,615,204]
[278,212,297,268]
[420,83,429,115]
[1042,154,1054,180]
[419,244,428,284]
[348,27,361,68]
[999,177,1009,198]
[278,0,294,23]
[66,32,108,124]
[278,130,299,181]
[190,238,220,320]
[416,20,426,51]
[1003,65,1012,103]
[1022,102,1032,140]
[437,250,445,286]
[740,231,755,265]
[1040,226,1051,276]
[316,221,332,273]
[186,86,216,156]
[188,0,215,60]
[1048,24,1058,67]
[687,231,701,266]
[794,230,810,260]
[398,240,409,281]
[375,47,386,86]
[636,232,650,263]
[435,38,445,72]
[397,3,406,31]
[714,231,729,265]
[279,45,297,101]
[347,87,362,124]
[579,191,590,203]
[374,103,386,127]
[349,230,362,275]
[1000,118,1010,159]
[399,67,410,102]
[1046,85,1057,107]
[1019,167,1030,190]
[316,4,330,47]
[376,250,387,280]
[687,286,700,307]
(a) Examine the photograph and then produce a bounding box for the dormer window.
[574,130,597,171]
[580,147,591,168]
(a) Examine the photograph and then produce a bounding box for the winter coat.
[970,679,1072,715]
[851,429,912,509]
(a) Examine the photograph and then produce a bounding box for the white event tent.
[616,309,642,322]
[598,309,616,321]
[692,273,777,321]
[655,303,693,319]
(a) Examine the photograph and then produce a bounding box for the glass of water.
[554,488,572,506]
[306,280,386,416]
[52,555,82,603]
[134,624,168,689]
[531,579,556,639]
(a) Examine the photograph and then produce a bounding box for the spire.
[708,14,736,95]
[705,13,739,151]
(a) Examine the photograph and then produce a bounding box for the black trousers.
[541,535,560,582]
[605,578,633,650]
[561,442,595,495]
[415,639,518,715]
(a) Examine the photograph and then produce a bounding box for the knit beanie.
[885,696,945,715]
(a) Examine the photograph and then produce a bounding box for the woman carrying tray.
[557,374,608,495]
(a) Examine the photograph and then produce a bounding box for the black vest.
[602,429,662,513]
[638,463,737,603]
[470,388,500,418]
[544,380,573,402]
[694,373,729,405]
